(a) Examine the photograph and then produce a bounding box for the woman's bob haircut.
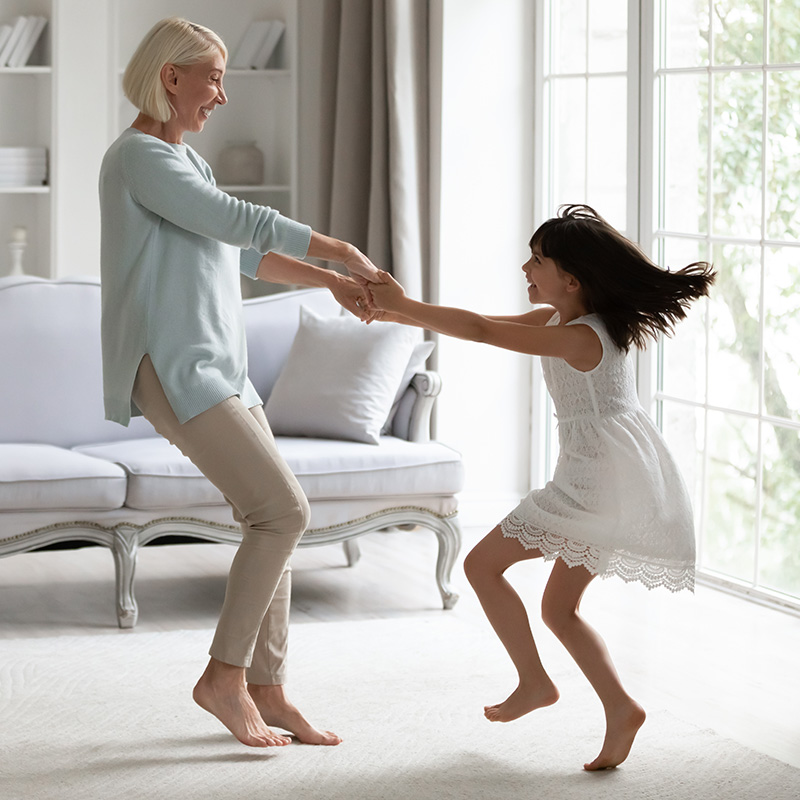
[123,17,228,124]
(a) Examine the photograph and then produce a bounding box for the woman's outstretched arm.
[304,231,383,285]
[256,251,374,320]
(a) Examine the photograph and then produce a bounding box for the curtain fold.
[321,0,432,301]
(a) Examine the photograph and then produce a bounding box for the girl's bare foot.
[248,684,342,746]
[584,701,646,770]
[484,679,560,722]
[192,658,291,748]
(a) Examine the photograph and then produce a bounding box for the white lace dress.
[500,312,695,592]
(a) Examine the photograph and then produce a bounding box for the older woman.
[100,17,378,748]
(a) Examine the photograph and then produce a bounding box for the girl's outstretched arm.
[369,272,601,370]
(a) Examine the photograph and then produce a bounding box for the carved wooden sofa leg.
[343,539,361,567]
[111,527,140,629]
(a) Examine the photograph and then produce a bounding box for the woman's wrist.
[306,231,353,264]
[319,268,348,291]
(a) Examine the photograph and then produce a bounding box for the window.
[652,0,800,606]
[535,0,800,608]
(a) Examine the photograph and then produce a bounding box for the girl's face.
[522,246,573,305]
[166,53,228,140]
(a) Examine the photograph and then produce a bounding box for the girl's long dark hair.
[531,205,716,352]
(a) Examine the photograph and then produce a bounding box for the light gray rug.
[0,615,797,800]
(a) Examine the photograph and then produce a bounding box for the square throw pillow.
[265,306,419,444]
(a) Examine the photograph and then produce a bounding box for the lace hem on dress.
[500,513,695,593]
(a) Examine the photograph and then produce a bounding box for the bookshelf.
[0,1,299,284]
[0,0,52,277]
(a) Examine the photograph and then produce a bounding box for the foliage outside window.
[656,0,800,603]
[538,0,800,606]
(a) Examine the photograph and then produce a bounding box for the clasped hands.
[351,270,406,324]
[335,256,407,324]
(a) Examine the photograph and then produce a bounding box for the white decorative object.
[8,225,26,275]
[217,141,264,186]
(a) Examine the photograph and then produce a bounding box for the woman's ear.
[161,63,179,96]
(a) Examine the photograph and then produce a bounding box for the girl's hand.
[329,274,379,322]
[365,309,407,324]
[367,270,407,311]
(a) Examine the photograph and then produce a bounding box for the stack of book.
[230,20,286,70]
[0,147,48,187]
[0,16,48,68]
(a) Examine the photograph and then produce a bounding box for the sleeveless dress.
[500,312,696,592]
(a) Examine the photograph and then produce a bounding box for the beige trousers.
[132,356,310,684]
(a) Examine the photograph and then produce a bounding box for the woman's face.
[166,51,227,138]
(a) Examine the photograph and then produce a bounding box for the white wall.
[51,0,110,277]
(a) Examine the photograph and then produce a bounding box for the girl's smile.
[522,247,567,303]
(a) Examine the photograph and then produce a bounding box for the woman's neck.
[131,113,183,144]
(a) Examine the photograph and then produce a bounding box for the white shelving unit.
[111,0,299,297]
[0,1,299,283]
[0,0,53,277]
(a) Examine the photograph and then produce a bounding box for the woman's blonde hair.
[123,17,228,123]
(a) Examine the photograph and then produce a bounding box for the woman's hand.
[329,274,379,321]
[342,247,383,285]
[366,270,407,312]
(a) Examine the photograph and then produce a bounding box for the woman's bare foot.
[484,679,560,722]
[192,658,291,748]
[248,684,342,746]
[584,701,646,770]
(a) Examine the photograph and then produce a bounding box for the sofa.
[0,276,464,628]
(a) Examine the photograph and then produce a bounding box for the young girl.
[367,205,715,771]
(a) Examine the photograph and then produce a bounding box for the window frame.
[532,0,800,614]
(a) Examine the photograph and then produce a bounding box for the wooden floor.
[1,524,799,769]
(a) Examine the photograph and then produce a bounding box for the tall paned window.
[652,0,800,606]
[536,1,800,608]
[535,0,633,483]
[539,0,631,233]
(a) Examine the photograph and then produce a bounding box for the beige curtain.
[318,0,433,301]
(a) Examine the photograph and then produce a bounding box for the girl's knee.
[541,593,577,637]
[464,545,497,587]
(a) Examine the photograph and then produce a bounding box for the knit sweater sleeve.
[119,133,311,260]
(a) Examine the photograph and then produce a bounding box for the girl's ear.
[564,272,582,294]
[161,63,179,96]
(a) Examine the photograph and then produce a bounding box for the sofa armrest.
[390,370,442,443]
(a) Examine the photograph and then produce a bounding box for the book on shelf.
[0,14,47,67]
[0,15,26,66]
[253,21,285,70]
[230,20,285,70]
[7,16,47,68]
[0,24,12,56]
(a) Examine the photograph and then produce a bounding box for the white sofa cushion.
[265,306,418,445]
[0,277,157,448]
[0,444,128,511]
[74,436,464,511]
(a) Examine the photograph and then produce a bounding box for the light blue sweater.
[99,128,311,426]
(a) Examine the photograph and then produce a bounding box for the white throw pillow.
[265,306,419,444]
